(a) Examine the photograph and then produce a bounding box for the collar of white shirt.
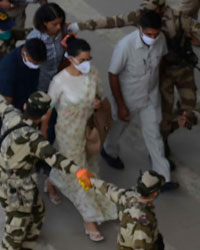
[135,30,146,50]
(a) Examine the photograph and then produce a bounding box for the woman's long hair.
[33,3,66,32]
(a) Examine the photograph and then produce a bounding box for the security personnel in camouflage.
[0,91,89,250]
[77,0,200,156]
[86,170,165,250]
[0,8,32,59]
[6,0,47,29]
[180,0,200,19]
[77,0,200,33]
[0,28,32,58]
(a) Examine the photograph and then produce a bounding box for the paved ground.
[1,0,200,249]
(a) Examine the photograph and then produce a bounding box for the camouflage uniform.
[180,0,200,18]
[0,28,32,59]
[78,0,200,142]
[159,5,199,141]
[0,6,32,59]
[0,92,79,250]
[89,171,165,250]
[78,0,200,32]
[6,0,39,28]
[6,4,27,29]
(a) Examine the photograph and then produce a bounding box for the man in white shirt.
[102,10,179,191]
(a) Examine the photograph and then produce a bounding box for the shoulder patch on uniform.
[138,214,149,225]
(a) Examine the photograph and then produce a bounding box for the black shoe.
[161,182,179,192]
[101,148,124,169]
[168,159,176,172]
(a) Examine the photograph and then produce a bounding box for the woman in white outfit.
[45,36,117,242]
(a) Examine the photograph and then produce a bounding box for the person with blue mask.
[0,38,47,110]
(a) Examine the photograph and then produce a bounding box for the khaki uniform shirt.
[91,178,159,250]
[0,95,79,213]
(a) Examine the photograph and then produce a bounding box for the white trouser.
[104,103,170,182]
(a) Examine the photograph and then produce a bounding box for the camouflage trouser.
[160,64,197,140]
[1,190,45,250]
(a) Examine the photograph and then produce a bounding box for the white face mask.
[73,58,91,74]
[141,31,160,46]
[23,53,40,69]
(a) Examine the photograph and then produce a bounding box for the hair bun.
[64,35,91,57]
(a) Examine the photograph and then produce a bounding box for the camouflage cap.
[137,170,165,197]
[141,0,166,10]
[26,91,51,118]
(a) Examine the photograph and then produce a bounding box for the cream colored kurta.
[48,66,117,222]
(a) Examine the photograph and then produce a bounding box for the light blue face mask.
[0,30,12,41]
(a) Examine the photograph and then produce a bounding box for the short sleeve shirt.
[0,46,39,111]
[109,29,168,115]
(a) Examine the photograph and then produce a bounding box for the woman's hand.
[93,97,101,110]
[40,121,48,139]
[40,110,51,138]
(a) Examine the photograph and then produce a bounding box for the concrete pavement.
[1,0,200,249]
